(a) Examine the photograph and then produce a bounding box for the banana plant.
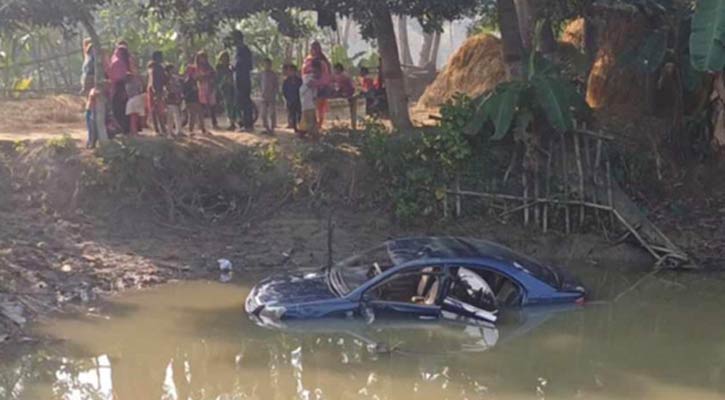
[464,50,588,140]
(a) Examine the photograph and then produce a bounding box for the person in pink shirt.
[188,51,217,134]
[302,41,332,128]
[108,44,132,134]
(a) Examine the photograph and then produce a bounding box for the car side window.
[446,267,498,313]
[450,266,523,308]
[366,267,443,306]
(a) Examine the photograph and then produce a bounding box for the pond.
[2,270,725,400]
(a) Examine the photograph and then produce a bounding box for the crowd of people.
[81,31,387,148]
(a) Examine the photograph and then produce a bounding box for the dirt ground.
[0,95,717,354]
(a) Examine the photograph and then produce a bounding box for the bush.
[83,138,289,222]
[362,95,510,223]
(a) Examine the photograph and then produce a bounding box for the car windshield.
[331,244,396,295]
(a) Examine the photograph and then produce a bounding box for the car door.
[360,266,444,321]
[441,266,499,324]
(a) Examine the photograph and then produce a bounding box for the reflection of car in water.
[253,303,581,354]
[246,237,586,327]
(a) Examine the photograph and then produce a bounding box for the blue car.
[245,237,586,326]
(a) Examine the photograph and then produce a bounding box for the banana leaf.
[464,82,523,139]
[690,0,725,72]
[532,76,575,133]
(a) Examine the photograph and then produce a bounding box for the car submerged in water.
[245,237,586,327]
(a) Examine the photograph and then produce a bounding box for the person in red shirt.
[359,67,375,93]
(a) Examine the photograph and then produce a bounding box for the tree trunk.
[342,18,353,49]
[497,0,525,79]
[78,11,108,142]
[428,31,442,69]
[397,15,414,66]
[514,0,535,50]
[372,6,413,130]
[419,32,434,67]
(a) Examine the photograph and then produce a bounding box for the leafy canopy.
[0,0,111,33]
[146,0,485,38]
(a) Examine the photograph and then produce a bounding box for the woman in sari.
[107,44,132,134]
[188,51,217,133]
[302,41,332,128]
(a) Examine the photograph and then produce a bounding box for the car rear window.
[510,259,560,289]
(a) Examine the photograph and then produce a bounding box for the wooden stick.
[444,189,524,202]
[543,139,553,233]
[522,169,529,226]
[594,139,603,172]
[503,147,518,185]
[455,175,462,218]
[606,151,615,228]
[561,135,571,234]
[574,132,586,225]
[584,135,592,171]
[500,200,540,218]
[612,208,662,261]
[574,129,616,141]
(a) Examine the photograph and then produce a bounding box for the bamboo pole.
[442,188,687,264]
[543,139,553,233]
[561,134,571,234]
[606,150,615,228]
[574,132,586,225]
[503,146,518,185]
[455,175,462,218]
[522,169,529,226]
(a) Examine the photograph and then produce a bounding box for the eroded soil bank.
[0,132,706,354]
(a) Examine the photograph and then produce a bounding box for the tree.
[1,0,110,142]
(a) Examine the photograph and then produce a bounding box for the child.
[359,67,376,116]
[125,71,145,135]
[333,63,355,99]
[333,63,357,129]
[259,58,279,135]
[85,86,100,148]
[298,59,321,140]
[216,51,238,130]
[282,64,302,132]
[165,64,184,137]
[183,73,203,136]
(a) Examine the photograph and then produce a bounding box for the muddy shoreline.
[0,200,655,354]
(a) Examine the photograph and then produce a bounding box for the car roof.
[387,236,560,288]
[388,237,524,264]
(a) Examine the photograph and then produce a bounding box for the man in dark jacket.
[232,30,254,131]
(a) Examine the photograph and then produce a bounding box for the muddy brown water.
[2,267,725,400]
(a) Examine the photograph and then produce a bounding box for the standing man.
[232,30,254,131]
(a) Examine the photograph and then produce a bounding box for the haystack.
[561,18,585,50]
[418,34,506,108]
[584,11,649,113]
